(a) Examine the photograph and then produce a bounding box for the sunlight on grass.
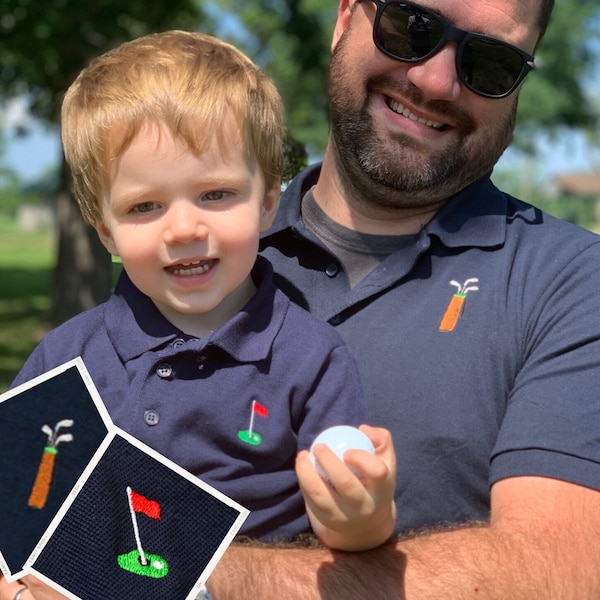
[0,216,55,392]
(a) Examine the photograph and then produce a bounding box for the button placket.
[325,263,339,278]
[144,410,160,426]
[172,338,185,349]
[156,363,173,379]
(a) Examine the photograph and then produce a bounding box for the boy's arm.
[297,425,396,551]
[207,476,600,599]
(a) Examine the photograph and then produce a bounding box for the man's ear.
[259,179,281,233]
[95,222,119,256]
[332,0,356,51]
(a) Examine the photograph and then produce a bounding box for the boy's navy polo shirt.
[261,163,600,534]
[13,256,366,541]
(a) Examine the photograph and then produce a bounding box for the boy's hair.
[61,30,284,227]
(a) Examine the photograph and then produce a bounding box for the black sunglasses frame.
[358,0,535,99]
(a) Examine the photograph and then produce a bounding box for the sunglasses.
[358,0,535,99]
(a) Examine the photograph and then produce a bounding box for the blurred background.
[1,0,599,391]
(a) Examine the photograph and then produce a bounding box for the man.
[208,0,600,598]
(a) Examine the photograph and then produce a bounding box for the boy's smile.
[97,119,279,337]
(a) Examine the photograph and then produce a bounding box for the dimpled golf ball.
[310,425,375,479]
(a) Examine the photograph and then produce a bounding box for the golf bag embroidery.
[438,278,479,332]
[28,419,74,510]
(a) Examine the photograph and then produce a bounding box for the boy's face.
[97,120,279,336]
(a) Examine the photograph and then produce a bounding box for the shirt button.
[330,315,343,326]
[144,410,160,426]
[156,364,173,379]
[172,338,185,349]
[325,263,339,278]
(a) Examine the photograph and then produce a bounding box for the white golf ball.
[309,425,375,478]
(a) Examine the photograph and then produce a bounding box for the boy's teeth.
[172,260,213,276]
[388,99,444,129]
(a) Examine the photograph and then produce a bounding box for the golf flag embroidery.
[438,278,479,332]
[117,487,169,578]
[28,420,74,510]
[130,488,161,519]
[238,400,269,446]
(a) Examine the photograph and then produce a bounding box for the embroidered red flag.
[129,489,161,519]
[252,400,268,418]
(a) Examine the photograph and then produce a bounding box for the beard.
[327,33,518,211]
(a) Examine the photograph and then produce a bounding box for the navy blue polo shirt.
[261,163,600,533]
[13,256,366,541]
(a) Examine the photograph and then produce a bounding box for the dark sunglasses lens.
[459,38,525,96]
[376,4,445,60]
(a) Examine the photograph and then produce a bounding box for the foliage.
[0,215,53,391]
[211,0,335,155]
[515,1,600,152]
[0,0,207,121]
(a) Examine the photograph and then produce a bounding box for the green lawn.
[0,215,54,392]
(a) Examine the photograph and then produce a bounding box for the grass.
[0,215,54,392]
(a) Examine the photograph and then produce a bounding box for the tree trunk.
[49,158,112,326]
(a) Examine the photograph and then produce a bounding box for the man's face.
[328,0,540,209]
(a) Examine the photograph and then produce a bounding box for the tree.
[212,0,335,156]
[0,0,207,325]
[515,1,600,152]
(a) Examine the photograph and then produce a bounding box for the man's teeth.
[172,260,213,276]
[388,100,444,129]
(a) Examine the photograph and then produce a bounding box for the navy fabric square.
[32,432,244,599]
[0,365,110,576]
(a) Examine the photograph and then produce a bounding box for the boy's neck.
[153,276,257,338]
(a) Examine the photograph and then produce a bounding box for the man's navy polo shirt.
[13,256,366,541]
[261,163,600,533]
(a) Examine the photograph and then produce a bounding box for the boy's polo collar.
[104,256,284,364]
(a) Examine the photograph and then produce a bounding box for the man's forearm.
[207,538,405,600]
[208,478,600,599]
[208,521,598,600]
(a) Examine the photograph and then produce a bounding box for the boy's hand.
[296,425,397,551]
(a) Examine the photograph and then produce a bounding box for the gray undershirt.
[301,188,418,288]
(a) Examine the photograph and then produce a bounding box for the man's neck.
[313,151,445,236]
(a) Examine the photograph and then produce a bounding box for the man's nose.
[405,43,462,101]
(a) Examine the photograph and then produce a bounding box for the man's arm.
[208,476,600,599]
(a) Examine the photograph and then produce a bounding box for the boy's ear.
[332,0,356,51]
[95,222,119,256]
[259,179,281,233]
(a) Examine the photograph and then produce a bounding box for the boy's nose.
[405,43,462,101]
[163,204,208,245]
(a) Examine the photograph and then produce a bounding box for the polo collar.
[266,163,508,251]
[104,256,285,364]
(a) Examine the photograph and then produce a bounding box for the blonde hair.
[61,30,284,226]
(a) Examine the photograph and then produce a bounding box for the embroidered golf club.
[28,419,74,510]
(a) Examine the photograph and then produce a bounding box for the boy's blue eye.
[202,191,229,202]
[132,202,158,213]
